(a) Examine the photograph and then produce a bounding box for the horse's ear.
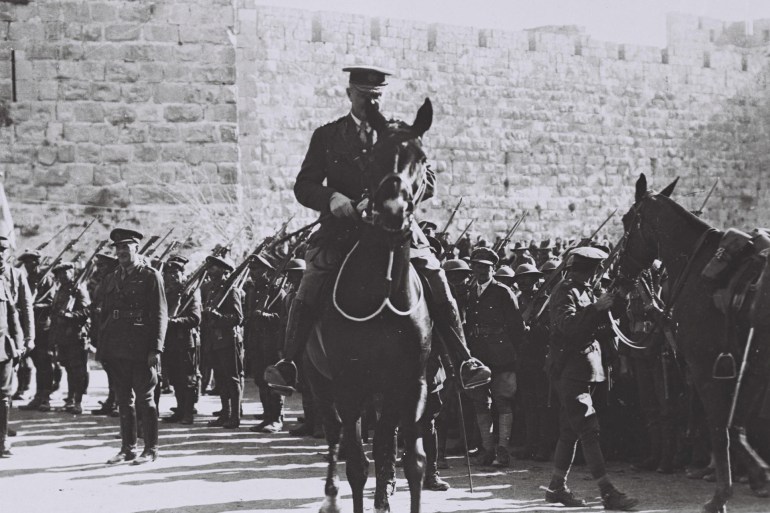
[659,177,679,197]
[635,173,648,203]
[365,100,388,134]
[412,98,433,135]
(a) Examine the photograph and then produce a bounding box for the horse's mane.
[651,191,715,232]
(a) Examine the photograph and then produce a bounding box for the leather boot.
[632,421,661,471]
[423,428,450,491]
[164,390,185,423]
[0,399,12,458]
[19,394,42,411]
[264,300,316,395]
[12,362,31,401]
[70,393,83,415]
[432,302,490,389]
[260,393,284,433]
[134,405,158,465]
[107,406,137,464]
[208,396,230,427]
[223,385,241,429]
[52,363,62,392]
[180,390,194,425]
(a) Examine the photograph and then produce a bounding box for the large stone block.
[164,104,203,122]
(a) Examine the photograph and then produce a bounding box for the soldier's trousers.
[164,345,199,393]
[553,378,607,479]
[0,358,12,445]
[108,358,159,453]
[30,333,54,398]
[211,344,243,418]
[58,344,89,397]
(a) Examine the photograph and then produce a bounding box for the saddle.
[701,228,770,378]
[703,228,770,325]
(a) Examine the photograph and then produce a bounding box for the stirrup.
[459,359,491,390]
[712,352,737,379]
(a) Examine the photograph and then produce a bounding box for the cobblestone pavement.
[3,370,768,513]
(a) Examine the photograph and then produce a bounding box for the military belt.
[467,325,504,336]
[112,309,143,321]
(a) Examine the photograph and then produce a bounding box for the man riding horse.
[265,66,490,392]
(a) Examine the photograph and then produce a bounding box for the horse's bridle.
[615,195,657,288]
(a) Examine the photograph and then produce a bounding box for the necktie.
[359,122,373,149]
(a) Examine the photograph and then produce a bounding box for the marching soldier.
[465,247,525,467]
[161,255,201,425]
[544,247,637,510]
[17,250,57,412]
[99,228,168,465]
[246,255,286,434]
[49,263,91,414]
[266,65,489,392]
[202,255,244,429]
[0,235,24,457]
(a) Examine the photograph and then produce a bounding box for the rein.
[333,240,424,322]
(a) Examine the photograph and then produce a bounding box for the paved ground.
[3,369,769,513]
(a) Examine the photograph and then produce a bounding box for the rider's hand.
[355,198,370,216]
[330,192,356,219]
[594,292,616,312]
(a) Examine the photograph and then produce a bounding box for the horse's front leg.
[373,403,399,513]
[401,381,428,513]
[698,379,733,513]
[341,414,368,513]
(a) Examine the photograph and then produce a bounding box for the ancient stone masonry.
[0,2,769,250]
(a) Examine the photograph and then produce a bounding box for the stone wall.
[236,7,770,243]
[0,0,241,251]
[1,2,769,251]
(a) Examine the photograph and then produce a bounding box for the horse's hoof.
[319,496,341,513]
[703,500,726,513]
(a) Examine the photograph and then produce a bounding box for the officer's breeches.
[0,359,12,399]
[109,358,158,411]
[553,378,606,479]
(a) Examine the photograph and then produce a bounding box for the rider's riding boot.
[432,302,491,389]
[264,300,315,395]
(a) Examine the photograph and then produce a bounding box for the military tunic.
[163,280,201,395]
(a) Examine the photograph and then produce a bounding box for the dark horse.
[616,173,770,513]
[303,99,434,513]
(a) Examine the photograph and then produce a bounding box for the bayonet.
[438,197,463,236]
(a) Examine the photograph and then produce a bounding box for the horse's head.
[362,98,433,235]
[616,173,678,287]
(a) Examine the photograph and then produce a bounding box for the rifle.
[62,240,108,312]
[438,197,463,236]
[443,219,474,258]
[36,225,69,251]
[257,228,312,311]
[206,218,294,312]
[692,178,719,217]
[37,218,96,289]
[145,228,174,258]
[522,209,617,325]
[138,235,160,256]
[492,211,529,254]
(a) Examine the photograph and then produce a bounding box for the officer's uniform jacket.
[202,278,243,352]
[0,277,23,364]
[464,278,524,371]
[548,275,606,382]
[98,262,168,362]
[49,281,90,348]
[164,279,201,351]
[4,266,34,343]
[26,270,55,334]
[294,114,435,251]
